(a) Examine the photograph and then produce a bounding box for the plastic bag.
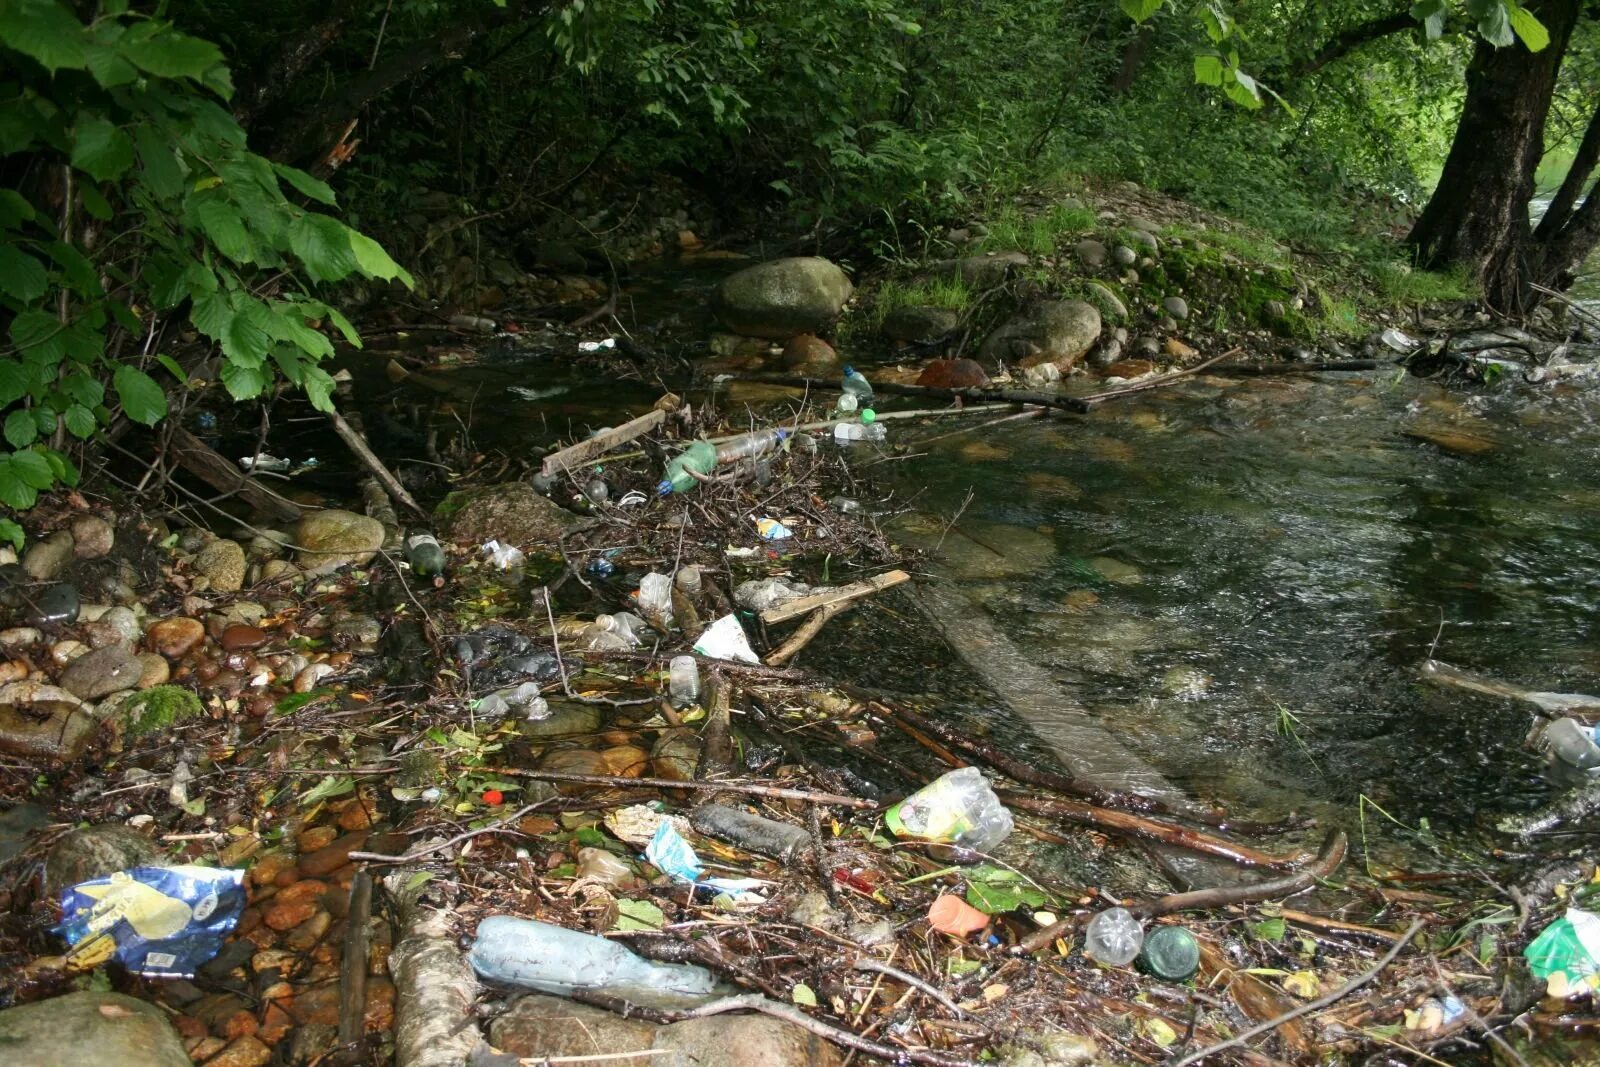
[481,539,525,570]
[692,615,759,664]
[56,866,247,978]
[1525,907,1600,994]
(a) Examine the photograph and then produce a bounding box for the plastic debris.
[692,614,760,664]
[668,654,701,706]
[637,572,675,630]
[481,539,525,570]
[477,681,550,720]
[578,337,618,352]
[405,532,446,577]
[734,576,812,612]
[644,821,769,903]
[885,767,1015,851]
[755,517,793,541]
[1525,907,1600,996]
[928,893,991,937]
[1380,327,1419,352]
[508,385,570,401]
[1138,924,1200,981]
[690,804,813,862]
[239,453,292,473]
[468,915,717,1005]
[604,805,691,848]
[1084,907,1145,967]
[56,867,247,978]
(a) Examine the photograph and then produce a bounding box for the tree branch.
[1534,96,1600,244]
[1293,10,1418,78]
[238,0,367,125]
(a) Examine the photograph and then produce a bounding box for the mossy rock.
[119,685,204,737]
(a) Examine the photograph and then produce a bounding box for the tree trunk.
[1406,0,1583,311]
[1532,96,1600,289]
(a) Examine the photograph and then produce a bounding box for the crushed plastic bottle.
[658,440,718,495]
[637,572,675,630]
[668,654,701,706]
[714,428,788,465]
[835,392,859,415]
[842,365,874,403]
[405,532,446,577]
[834,408,886,444]
[468,915,717,1006]
[1084,907,1144,967]
[1536,717,1600,774]
[884,767,1014,851]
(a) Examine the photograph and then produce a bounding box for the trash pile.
[0,372,1595,1067]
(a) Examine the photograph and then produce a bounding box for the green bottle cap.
[1138,925,1200,981]
[860,408,877,425]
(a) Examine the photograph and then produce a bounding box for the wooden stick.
[742,372,1093,413]
[1075,348,1241,407]
[697,669,734,779]
[1278,906,1404,944]
[761,569,910,625]
[1131,831,1348,918]
[481,767,878,808]
[1171,919,1424,1066]
[166,426,303,522]
[328,407,425,518]
[337,870,373,1050]
[541,405,669,477]
[765,602,849,666]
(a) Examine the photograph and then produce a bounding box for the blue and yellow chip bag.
[56,866,246,978]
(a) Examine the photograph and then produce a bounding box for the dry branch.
[761,569,910,625]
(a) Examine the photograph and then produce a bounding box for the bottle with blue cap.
[841,365,874,404]
[658,440,718,495]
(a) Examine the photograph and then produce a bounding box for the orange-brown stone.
[915,358,990,389]
[147,617,205,659]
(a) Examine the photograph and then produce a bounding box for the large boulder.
[930,251,1029,287]
[491,994,843,1067]
[0,681,96,762]
[442,483,584,546]
[59,645,143,700]
[0,992,190,1067]
[296,510,386,575]
[980,300,1102,371]
[715,257,853,339]
[193,539,247,592]
[44,824,164,896]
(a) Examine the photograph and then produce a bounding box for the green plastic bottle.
[405,533,446,577]
[658,440,718,495]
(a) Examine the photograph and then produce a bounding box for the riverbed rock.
[889,514,1055,579]
[882,305,960,342]
[70,515,115,560]
[1163,296,1189,321]
[147,617,205,659]
[519,702,602,741]
[28,581,80,625]
[780,333,839,374]
[86,606,140,649]
[22,530,74,580]
[60,644,143,699]
[295,510,385,574]
[491,994,844,1067]
[443,483,584,545]
[1112,244,1137,267]
[194,539,247,593]
[915,358,990,389]
[0,991,190,1067]
[1073,239,1107,268]
[1084,281,1128,321]
[980,300,1102,371]
[714,257,853,338]
[932,251,1029,286]
[0,681,94,762]
[44,824,163,896]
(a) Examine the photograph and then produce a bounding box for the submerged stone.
[0,991,189,1067]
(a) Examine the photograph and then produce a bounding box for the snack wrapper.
[56,866,246,978]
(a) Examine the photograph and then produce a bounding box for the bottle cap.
[842,364,855,376]
[1138,925,1200,981]
[656,480,674,496]
[860,408,877,425]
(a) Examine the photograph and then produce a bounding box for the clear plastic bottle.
[405,532,445,577]
[714,428,787,465]
[668,654,701,706]
[658,440,718,495]
[637,572,675,630]
[834,408,886,444]
[468,916,717,1002]
[884,767,1014,851]
[1084,907,1144,966]
[842,365,874,403]
[835,392,859,415]
[1537,717,1600,772]
[674,565,703,599]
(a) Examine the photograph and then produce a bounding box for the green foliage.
[121,684,204,737]
[873,275,973,322]
[0,1,407,513]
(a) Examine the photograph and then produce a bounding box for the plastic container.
[714,428,787,465]
[658,440,718,495]
[1138,925,1199,980]
[691,803,812,861]
[674,565,703,599]
[1538,718,1600,773]
[842,365,874,403]
[405,533,446,577]
[468,915,716,1004]
[835,392,859,415]
[637,572,675,629]
[884,767,1014,851]
[1084,907,1144,967]
[668,654,701,706]
[834,409,886,444]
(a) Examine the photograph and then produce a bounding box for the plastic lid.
[860,408,877,425]
[656,480,674,496]
[842,364,856,376]
[1139,925,1200,981]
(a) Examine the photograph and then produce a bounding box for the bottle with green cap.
[834,408,886,444]
[1138,924,1200,981]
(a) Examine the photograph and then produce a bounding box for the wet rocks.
[714,257,853,339]
[443,483,584,545]
[980,300,1102,371]
[220,624,269,652]
[28,581,80,625]
[70,514,115,559]
[915,358,990,389]
[0,991,190,1067]
[1163,337,1198,359]
[147,617,205,659]
[295,510,385,575]
[1084,281,1128,321]
[881,305,959,343]
[22,530,74,580]
[86,606,141,648]
[1073,239,1107,268]
[0,682,94,761]
[1163,296,1190,321]
[195,539,247,593]
[932,251,1028,287]
[44,824,163,896]
[60,644,143,699]
[520,702,602,741]
[780,334,839,374]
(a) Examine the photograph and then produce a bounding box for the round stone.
[29,582,80,626]
[147,617,205,659]
[219,624,269,652]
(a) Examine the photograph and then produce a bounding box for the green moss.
[121,685,204,737]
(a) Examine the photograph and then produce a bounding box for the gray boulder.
[21,531,74,581]
[59,645,143,700]
[714,257,853,339]
[443,483,583,546]
[0,992,189,1067]
[1084,282,1128,321]
[45,824,163,896]
[0,682,95,762]
[931,251,1029,287]
[296,509,385,575]
[881,306,960,342]
[193,538,246,592]
[1073,240,1106,268]
[980,300,1102,370]
[1163,295,1190,321]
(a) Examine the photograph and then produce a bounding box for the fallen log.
[383,870,481,1067]
[761,569,910,625]
[741,372,1093,413]
[482,767,878,808]
[165,426,303,523]
[1420,658,1600,717]
[329,406,425,519]
[1074,347,1241,407]
[540,397,676,478]
[337,870,373,1053]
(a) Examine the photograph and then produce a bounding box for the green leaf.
[45,448,78,486]
[61,372,103,407]
[0,0,88,72]
[64,404,95,439]
[298,774,356,806]
[1410,0,1447,40]
[290,214,358,282]
[1478,1,1514,47]
[1119,0,1165,23]
[9,309,65,363]
[3,410,36,449]
[1194,52,1225,86]
[222,303,270,365]
[0,246,49,303]
[0,518,23,552]
[347,228,413,286]
[220,360,267,400]
[325,306,361,347]
[272,163,336,206]
[190,292,234,340]
[1251,916,1287,942]
[122,28,224,79]
[71,117,135,182]
[112,365,166,425]
[155,354,187,382]
[193,194,255,263]
[613,898,665,931]
[1224,68,1264,109]
[0,459,37,509]
[0,189,37,228]
[11,448,53,489]
[83,41,138,87]
[135,126,184,199]
[790,982,818,1007]
[1507,3,1548,51]
[78,183,112,221]
[302,365,337,413]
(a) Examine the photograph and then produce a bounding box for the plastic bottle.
[833,408,886,444]
[1083,907,1144,966]
[884,767,1014,851]
[1138,925,1199,980]
[668,654,701,706]
[637,572,675,630]
[1537,718,1600,773]
[842,365,874,403]
[714,428,788,465]
[658,440,718,495]
[835,392,859,415]
[405,533,445,577]
[674,565,704,599]
[691,804,813,862]
[468,916,717,1002]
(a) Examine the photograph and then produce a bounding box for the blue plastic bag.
[56,866,247,978]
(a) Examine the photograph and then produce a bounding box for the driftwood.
[1420,658,1600,717]
[329,406,424,518]
[337,870,373,1054]
[1132,830,1347,918]
[382,870,481,1067]
[165,426,303,523]
[761,569,910,625]
[697,669,734,779]
[743,372,1093,413]
[766,601,850,666]
[482,767,878,808]
[1074,347,1241,407]
[541,399,675,477]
